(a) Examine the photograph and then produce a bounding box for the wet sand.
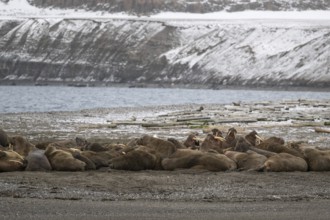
[1,99,330,219]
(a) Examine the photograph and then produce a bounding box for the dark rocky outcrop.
[27,0,330,14]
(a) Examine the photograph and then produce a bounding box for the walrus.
[264,136,285,145]
[136,135,176,159]
[76,137,108,152]
[35,139,80,150]
[225,150,267,171]
[43,138,80,150]
[211,128,223,137]
[223,127,238,149]
[45,147,97,170]
[200,134,224,153]
[109,146,161,171]
[44,146,86,171]
[70,151,97,170]
[167,138,186,149]
[245,130,263,146]
[161,149,237,172]
[45,144,115,170]
[0,150,26,172]
[233,136,252,152]
[10,136,36,157]
[25,149,52,171]
[183,133,200,149]
[231,136,276,157]
[256,139,304,158]
[80,150,114,169]
[300,147,330,171]
[260,153,308,172]
[0,128,10,148]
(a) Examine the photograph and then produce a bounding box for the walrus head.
[225,128,237,142]
[184,133,201,149]
[234,136,253,152]
[211,128,223,137]
[245,130,263,146]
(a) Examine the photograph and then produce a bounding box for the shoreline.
[1,81,330,92]
[1,99,329,145]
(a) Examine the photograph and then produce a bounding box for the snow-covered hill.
[0,0,329,88]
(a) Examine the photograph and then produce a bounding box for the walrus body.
[0,150,26,172]
[261,153,308,172]
[302,148,330,171]
[25,149,52,171]
[225,150,267,171]
[167,138,186,149]
[10,136,36,157]
[110,146,160,171]
[137,135,176,159]
[256,137,303,158]
[80,150,113,169]
[162,149,237,172]
[44,146,86,171]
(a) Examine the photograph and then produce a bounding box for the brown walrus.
[225,150,267,171]
[223,128,238,149]
[44,146,86,171]
[0,150,26,172]
[10,136,36,157]
[110,146,161,171]
[76,137,108,152]
[136,135,176,159]
[260,153,308,172]
[161,149,237,172]
[256,138,304,158]
[245,130,263,146]
[300,147,330,171]
[231,136,276,158]
[200,134,224,154]
[183,133,200,149]
[167,138,186,149]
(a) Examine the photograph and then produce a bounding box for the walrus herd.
[0,127,330,172]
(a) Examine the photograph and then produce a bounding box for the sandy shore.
[1,99,330,219]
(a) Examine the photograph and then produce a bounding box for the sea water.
[0,86,329,113]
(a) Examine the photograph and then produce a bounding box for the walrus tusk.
[255,135,263,142]
[214,136,226,142]
[223,148,232,153]
[192,137,204,142]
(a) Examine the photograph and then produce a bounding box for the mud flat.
[1,99,330,219]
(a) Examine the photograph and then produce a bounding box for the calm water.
[0,86,329,113]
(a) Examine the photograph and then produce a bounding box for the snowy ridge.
[159,21,330,87]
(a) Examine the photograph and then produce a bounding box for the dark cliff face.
[28,0,330,14]
[0,18,329,88]
[0,19,179,85]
